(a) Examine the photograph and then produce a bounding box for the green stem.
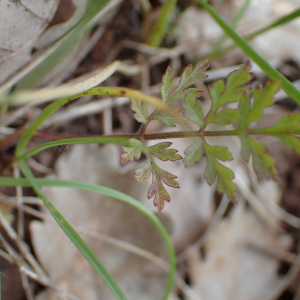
[18,128,300,161]
[197,0,300,105]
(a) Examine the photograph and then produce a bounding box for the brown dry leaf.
[0,0,59,84]
[188,204,292,300]
[30,144,176,300]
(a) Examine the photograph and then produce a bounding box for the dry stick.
[13,164,24,239]
[249,170,300,229]
[0,209,48,282]
[0,232,77,300]
[219,123,289,231]
[26,157,52,174]
[264,252,300,300]
[0,249,14,264]
[245,242,297,265]
[20,271,34,300]
[236,175,300,230]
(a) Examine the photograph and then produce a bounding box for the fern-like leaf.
[204,143,236,201]
[120,139,144,164]
[183,139,204,167]
[240,134,278,180]
[182,95,204,128]
[153,109,188,127]
[130,99,148,124]
[205,61,252,126]
[238,79,280,129]
[149,142,182,161]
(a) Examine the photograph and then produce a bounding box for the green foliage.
[238,79,280,129]
[160,60,208,104]
[130,99,148,124]
[133,143,181,211]
[122,59,300,211]
[120,139,144,164]
[153,109,188,127]
[149,142,182,162]
[183,139,203,167]
[203,143,236,201]
[182,95,204,128]
[205,61,252,126]
[240,134,278,180]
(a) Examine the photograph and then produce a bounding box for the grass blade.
[197,0,300,105]
[17,137,131,160]
[17,160,127,300]
[208,7,300,60]
[212,0,251,52]
[146,0,177,47]
[13,0,112,91]
[0,176,176,300]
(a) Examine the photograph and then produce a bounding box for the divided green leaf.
[240,134,278,180]
[207,109,239,126]
[183,139,204,167]
[120,139,144,164]
[176,60,209,92]
[149,142,182,161]
[238,79,280,129]
[182,95,204,128]
[130,99,148,124]
[148,161,179,212]
[161,66,175,103]
[123,60,299,212]
[263,112,300,134]
[153,108,188,127]
[134,159,151,182]
[205,61,252,126]
[134,155,179,212]
[203,143,236,201]
[161,60,209,104]
[276,135,300,153]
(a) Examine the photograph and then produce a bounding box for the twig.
[0,209,48,282]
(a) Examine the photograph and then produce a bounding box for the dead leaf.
[188,204,292,300]
[31,144,174,300]
[0,0,59,84]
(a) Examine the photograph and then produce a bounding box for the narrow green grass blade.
[212,0,251,52]
[17,160,127,300]
[17,137,131,160]
[197,0,300,104]
[146,0,177,47]
[0,176,176,300]
[15,97,70,156]
[14,87,166,156]
[268,7,300,29]
[208,7,300,60]
[14,0,111,90]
